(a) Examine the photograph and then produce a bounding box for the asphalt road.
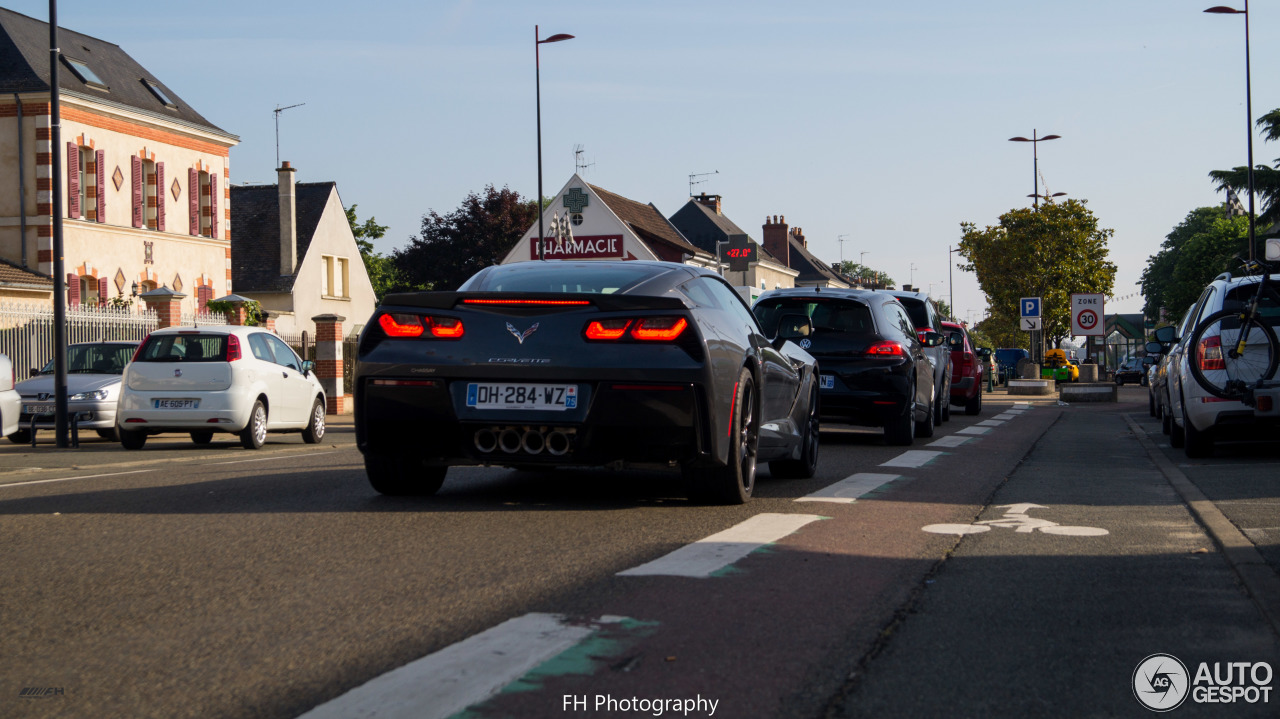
[2,388,1277,718]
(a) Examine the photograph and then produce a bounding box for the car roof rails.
[1213,271,1233,282]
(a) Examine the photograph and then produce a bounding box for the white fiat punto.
[117,326,327,449]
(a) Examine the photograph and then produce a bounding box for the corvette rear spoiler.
[380,291,690,312]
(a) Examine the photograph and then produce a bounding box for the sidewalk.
[830,403,1280,717]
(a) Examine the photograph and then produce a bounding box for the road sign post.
[1071,293,1105,365]
[1020,297,1042,362]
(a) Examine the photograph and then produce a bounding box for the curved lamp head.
[539,33,575,43]
[1204,6,1245,14]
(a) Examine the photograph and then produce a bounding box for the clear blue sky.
[14,0,1278,324]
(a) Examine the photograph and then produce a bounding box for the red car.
[942,321,984,415]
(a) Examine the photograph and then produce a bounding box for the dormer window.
[142,80,176,109]
[63,57,107,90]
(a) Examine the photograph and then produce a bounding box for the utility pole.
[837,234,850,264]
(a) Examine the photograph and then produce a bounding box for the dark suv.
[877,290,953,425]
[754,288,944,445]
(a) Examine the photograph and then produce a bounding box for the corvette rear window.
[135,334,228,362]
[471,264,655,294]
[753,298,873,337]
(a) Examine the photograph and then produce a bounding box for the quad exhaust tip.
[474,426,575,456]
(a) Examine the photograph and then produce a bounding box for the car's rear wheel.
[302,399,325,444]
[940,388,951,422]
[8,429,30,444]
[365,454,447,496]
[189,431,213,445]
[120,428,147,450]
[687,368,757,504]
[965,386,983,416]
[770,384,819,479]
[884,383,915,446]
[239,401,267,450]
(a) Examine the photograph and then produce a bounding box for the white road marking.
[210,450,338,466]
[927,435,971,448]
[1012,403,1033,409]
[880,450,945,468]
[993,413,1019,421]
[924,504,1108,537]
[797,473,900,503]
[956,427,991,435]
[976,420,1006,427]
[296,613,617,719]
[617,513,823,578]
[0,469,153,488]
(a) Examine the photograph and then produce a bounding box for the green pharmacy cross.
[563,188,589,214]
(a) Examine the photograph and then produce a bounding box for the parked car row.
[3,326,328,450]
[351,262,978,505]
[1148,265,1280,457]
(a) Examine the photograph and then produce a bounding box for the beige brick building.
[0,8,238,313]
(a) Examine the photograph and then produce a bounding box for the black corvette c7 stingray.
[353,261,819,504]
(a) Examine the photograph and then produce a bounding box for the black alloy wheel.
[686,368,758,504]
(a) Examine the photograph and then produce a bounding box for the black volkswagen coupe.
[354,261,819,504]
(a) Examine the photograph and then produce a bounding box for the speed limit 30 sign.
[1071,293,1105,336]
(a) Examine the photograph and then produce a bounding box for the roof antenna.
[574,144,595,175]
[689,170,718,197]
[273,103,305,168]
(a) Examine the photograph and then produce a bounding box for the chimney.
[763,215,790,268]
[694,193,722,215]
[792,226,805,247]
[278,161,298,275]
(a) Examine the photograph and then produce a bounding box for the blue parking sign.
[1020,297,1041,318]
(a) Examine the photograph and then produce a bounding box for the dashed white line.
[617,513,823,578]
[956,427,991,436]
[880,450,945,468]
[927,435,971,448]
[0,469,154,488]
[976,420,1006,427]
[296,613,617,719]
[797,472,900,503]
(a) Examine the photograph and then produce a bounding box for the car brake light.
[867,341,905,357]
[585,319,632,340]
[429,317,465,338]
[1198,335,1225,371]
[631,317,687,341]
[226,334,241,362]
[379,313,425,338]
[462,298,591,306]
[1259,396,1274,412]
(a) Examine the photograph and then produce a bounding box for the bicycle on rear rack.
[1187,256,1280,402]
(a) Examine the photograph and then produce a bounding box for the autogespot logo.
[1134,654,1189,712]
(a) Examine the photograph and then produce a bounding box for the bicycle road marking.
[796,472,900,503]
[927,435,971,448]
[617,513,824,578]
[0,469,154,488]
[880,450,945,468]
[296,613,619,719]
[923,503,1109,537]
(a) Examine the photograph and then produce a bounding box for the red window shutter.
[95,149,106,223]
[131,156,143,228]
[67,273,80,306]
[209,174,219,239]
[98,276,110,304]
[67,143,80,219]
[189,168,199,236]
[198,284,212,311]
[155,162,165,232]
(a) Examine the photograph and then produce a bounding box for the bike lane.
[830,403,1280,717]
[297,400,1065,719]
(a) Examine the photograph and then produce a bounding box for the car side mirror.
[1145,341,1166,356]
[775,313,813,348]
[977,347,993,359]
[301,360,314,377]
[1153,326,1176,343]
[922,331,946,348]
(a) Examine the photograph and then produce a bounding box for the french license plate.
[23,403,54,415]
[820,375,835,390]
[466,383,577,411]
[154,399,199,409]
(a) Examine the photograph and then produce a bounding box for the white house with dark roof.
[0,7,238,313]
[761,215,851,289]
[502,174,716,267]
[229,163,375,337]
[669,193,798,293]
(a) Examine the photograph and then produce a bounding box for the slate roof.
[0,257,52,289]
[787,236,850,287]
[0,7,231,137]
[229,182,336,293]
[668,199,787,266]
[588,184,712,260]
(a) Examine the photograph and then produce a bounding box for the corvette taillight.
[429,317,465,338]
[584,317,687,342]
[380,313,425,337]
[1199,335,1225,371]
[866,341,905,358]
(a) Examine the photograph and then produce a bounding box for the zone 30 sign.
[1071,293,1105,336]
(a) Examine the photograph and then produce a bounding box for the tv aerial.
[273,102,306,168]
[689,170,718,197]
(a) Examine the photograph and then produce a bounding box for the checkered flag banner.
[1227,187,1247,217]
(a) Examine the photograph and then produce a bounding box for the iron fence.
[179,310,228,327]
[0,303,158,382]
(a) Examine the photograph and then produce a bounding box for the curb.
[1124,413,1280,638]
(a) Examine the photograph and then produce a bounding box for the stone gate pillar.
[139,287,186,329]
[312,314,347,415]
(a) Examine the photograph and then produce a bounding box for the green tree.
[393,185,540,292]
[345,204,401,302]
[1140,207,1248,321]
[935,298,953,322]
[1208,107,1280,232]
[837,261,895,287]
[958,198,1117,346]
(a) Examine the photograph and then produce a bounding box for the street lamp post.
[1206,3,1256,262]
[1008,130,1061,207]
[859,251,869,286]
[535,26,574,261]
[948,245,963,321]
